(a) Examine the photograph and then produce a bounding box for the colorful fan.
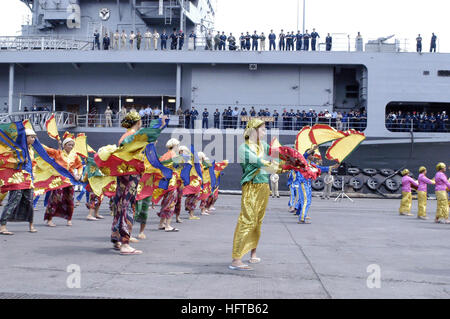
[309,124,346,145]
[325,131,366,163]
[45,114,60,141]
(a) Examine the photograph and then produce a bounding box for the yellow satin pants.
[399,192,412,214]
[417,191,427,217]
[435,191,449,220]
[232,182,270,260]
[0,192,7,205]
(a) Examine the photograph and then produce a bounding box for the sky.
[1,0,449,52]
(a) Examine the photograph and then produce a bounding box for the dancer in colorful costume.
[0,124,37,235]
[230,119,285,271]
[95,112,168,255]
[151,138,184,233]
[84,154,116,221]
[287,170,298,212]
[201,160,228,213]
[434,163,450,224]
[182,147,203,220]
[198,152,214,216]
[399,169,419,216]
[416,166,434,220]
[43,132,83,227]
[296,146,338,224]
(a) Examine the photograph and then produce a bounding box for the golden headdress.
[436,162,446,171]
[401,169,410,176]
[121,111,141,129]
[419,166,426,173]
[244,118,265,139]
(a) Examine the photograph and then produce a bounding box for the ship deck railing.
[75,113,368,132]
[0,36,91,51]
[0,111,77,131]
[386,119,449,133]
[0,34,436,53]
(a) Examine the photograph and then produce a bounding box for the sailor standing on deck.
[303,30,310,51]
[279,29,286,51]
[214,109,220,128]
[269,30,276,51]
[430,33,437,53]
[205,31,213,50]
[113,30,120,50]
[190,106,199,129]
[93,30,100,50]
[240,108,248,129]
[286,32,293,51]
[136,31,142,50]
[188,30,197,50]
[153,29,160,50]
[178,30,185,50]
[416,34,422,53]
[129,31,136,49]
[130,31,136,50]
[214,31,221,50]
[103,33,110,50]
[239,33,245,50]
[251,31,259,51]
[245,32,251,51]
[259,32,266,51]
[228,33,237,51]
[120,30,127,50]
[326,33,332,51]
[170,28,178,50]
[160,30,167,50]
[144,29,152,50]
[311,28,320,51]
[202,108,209,129]
[296,31,303,51]
[220,32,227,50]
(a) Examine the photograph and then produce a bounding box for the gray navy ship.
[1,0,449,193]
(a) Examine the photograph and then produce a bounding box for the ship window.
[438,70,450,77]
[385,102,450,133]
[423,71,430,76]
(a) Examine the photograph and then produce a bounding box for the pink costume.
[417,174,434,192]
[401,175,418,192]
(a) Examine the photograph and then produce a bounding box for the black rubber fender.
[380,168,395,177]
[366,177,380,191]
[362,168,378,176]
[349,176,364,191]
[332,176,344,190]
[347,167,361,175]
[311,177,325,191]
[384,178,400,192]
